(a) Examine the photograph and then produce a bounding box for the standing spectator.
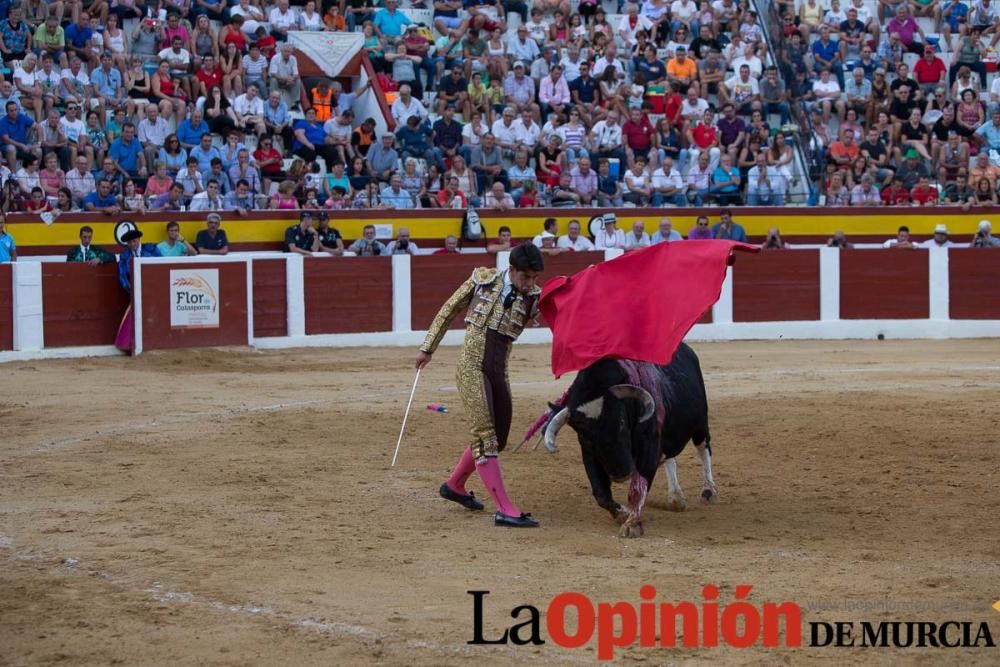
[284,211,320,255]
[66,225,114,264]
[157,221,198,257]
[711,209,748,241]
[651,218,683,243]
[195,213,230,255]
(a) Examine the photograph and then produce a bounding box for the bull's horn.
[543,407,569,453]
[609,385,655,422]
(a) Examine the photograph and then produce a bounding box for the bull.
[543,344,717,538]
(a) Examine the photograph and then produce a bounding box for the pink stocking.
[475,456,522,516]
[445,447,477,495]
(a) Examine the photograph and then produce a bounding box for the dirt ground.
[2,339,999,666]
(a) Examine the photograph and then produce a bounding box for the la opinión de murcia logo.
[468,588,998,660]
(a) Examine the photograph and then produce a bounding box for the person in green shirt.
[156,221,197,257]
[66,225,115,264]
[33,15,66,68]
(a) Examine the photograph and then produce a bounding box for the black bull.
[543,344,718,538]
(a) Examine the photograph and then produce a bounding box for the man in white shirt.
[591,44,625,79]
[671,0,699,34]
[233,83,266,136]
[651,157,686,206]
[484,181,515,209]
[617,5,654,49]
[65,155,95,207]
[507,25,540,63]
[137,105,170,174]
[268,0,298,41]
[589,111,624,161]
[268,43,301,110]
[490,106,519,153]
[746,153,786,206]
[323,108,356,165]
[651,218,683,243]
[624,220,652,250]
[531,218,558,246]
[390,84,428,126]
[559,46,586,83]
[511,109,541,151]
[680,86,710,124]
[729,45,764,80]
[157,36,193,99]
[723,63,760,115]
[921,224,954,247]
[59,102,87,160]
[189,180,225,211]
[557,219,596,251]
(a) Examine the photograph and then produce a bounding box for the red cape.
[539,241,758,377]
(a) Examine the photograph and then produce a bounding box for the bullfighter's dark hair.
[510,242,544,272]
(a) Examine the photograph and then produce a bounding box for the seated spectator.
[157,221,198,257]
[66,225,115,264]
[83,179,120,215]
[484,181,516,209]
[224,179,255,214]
[913,45,946,96]
[595,214,626,249]
[910,176,939,206]
[687,109,721,172]
[883,225,917,248]
[567,155,598,205]
[812,68,842,123]
[651,157,685,207]
[385,227,419,255]
[711,209,747,241]
[433,235,461,255]
[537,231,564,255]
[942,171,973,209]
[710,154,742,206]
[688,214,713,239]
[922,224,953,247]
[64,155,95,208]
[622,107,655,167]
[195,213,230,255]
[623,220,651,250]
[887,5,927,55]
[596,158,624,207]
[746,153,786,206]
[349,224,387,256]
[380,173,415,209]
[623,157,652,206]
[486,225,513,254]
[389,84,427,127]
[189,179,225,211]
[851,174,883,205]
[882,177,912,205]
[557,219,595,251]
[972,220,1000,247]
[396,114,444,171]
[151,182,187,211]
[651,218,683,243]
[969,176,998,206]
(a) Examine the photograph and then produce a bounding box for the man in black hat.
[316,212,344,255]
[115,227,162,353]
[285,210,320,255]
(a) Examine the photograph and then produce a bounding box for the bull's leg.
[582,447,627,523]
[620,473,650,538]
[664,457,688,512]
[695,442,719,503]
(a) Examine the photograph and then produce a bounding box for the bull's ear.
[575,396,604,419]
[608,385,655,422]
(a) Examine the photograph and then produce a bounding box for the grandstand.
[0,0,998,253]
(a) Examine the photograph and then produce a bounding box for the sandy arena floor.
[1,339,999,665]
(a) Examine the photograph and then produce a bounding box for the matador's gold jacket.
[420,267,542,354]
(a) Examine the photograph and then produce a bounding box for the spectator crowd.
[0,0,998,213]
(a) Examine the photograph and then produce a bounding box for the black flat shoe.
[439,483,484,511]
[494,512,539,528]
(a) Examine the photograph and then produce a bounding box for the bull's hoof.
[619,521,644,538]
[665,494,688,512]
[609,504,629,524]
[701,487,719,504]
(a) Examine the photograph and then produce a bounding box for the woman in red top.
[218,15,248,54]
[254,136,285,195]
[151,60,188,122]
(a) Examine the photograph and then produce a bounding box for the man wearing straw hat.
[415,243,545,527]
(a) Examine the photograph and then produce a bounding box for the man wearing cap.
[503,61,538,118]
[922,224,954,247]
[896,148,930,190]
[417,243,545,528]
[972,220,1000,247]
[913,44,946,96]
[195,214,230,255]
[115,227,162,352]
[285,211,320,255]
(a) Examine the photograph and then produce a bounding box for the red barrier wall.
[252,259,288,337]
[410,254,484,331]
[303,257,392,334]
[0,264,12,351]
[42,263,129,347]
[139,262,249,350]
[840,250,929,319]
[733,250,821,322]
[948,249,1000,320]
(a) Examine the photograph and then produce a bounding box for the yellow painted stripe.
[5,208,994,247]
